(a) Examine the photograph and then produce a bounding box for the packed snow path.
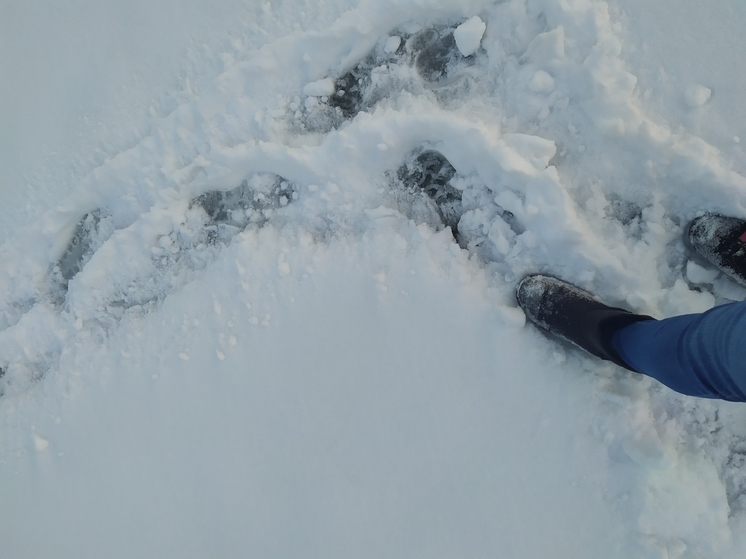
[2,0,746,557]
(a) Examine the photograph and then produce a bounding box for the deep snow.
[2,0,746,557]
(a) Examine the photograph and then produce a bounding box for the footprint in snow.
[0,174,297,397]
[325,22,484,121]
[0,19,489,398]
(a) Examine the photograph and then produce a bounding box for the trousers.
[611,300,746,402]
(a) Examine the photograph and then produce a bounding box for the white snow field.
[2,0,746,557]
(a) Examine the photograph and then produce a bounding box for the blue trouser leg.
[611,301,746,402]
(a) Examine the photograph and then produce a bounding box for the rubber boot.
[688,214,746,287]
[516,275,654,370]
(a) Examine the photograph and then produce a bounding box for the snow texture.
[2,0,746,558]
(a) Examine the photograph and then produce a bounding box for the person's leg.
[611,301,746,402]
[516,274,746,402]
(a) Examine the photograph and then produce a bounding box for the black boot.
[516,275,654,370]
[688,214,746,287]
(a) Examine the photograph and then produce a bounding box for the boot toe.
[516,274,649,370]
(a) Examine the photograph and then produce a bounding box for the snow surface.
[2,0,746,557]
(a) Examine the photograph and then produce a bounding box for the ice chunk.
[529,70,555,93]
[685,84,711,107]
[686,260,719,284]
[498,305,526,328]
[303,78,335,97]
[34,433,49,452]
[453,16,486,57]
[522,27,565,63]
[503,133,557,170]
[384,36,401,54]
[278,260,291,277]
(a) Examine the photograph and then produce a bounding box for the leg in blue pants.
[611,301,746,402]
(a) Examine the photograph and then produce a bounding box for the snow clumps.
[303,78,335,97]
[685,84,711,107]
[384,35,402,54]
[529,70,555,93]
[453,16,486,57]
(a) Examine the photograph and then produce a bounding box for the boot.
[516,275,653,370]
[688,214,746,287]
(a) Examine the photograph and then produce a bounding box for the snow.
[685,84,712,108]
[32,432,49,452]
[529,69,555,93]
[686,260,720,285]
[384,35,402,54]
[303,78,336,98]
[453,16,486,56]
[2,0,746,558]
